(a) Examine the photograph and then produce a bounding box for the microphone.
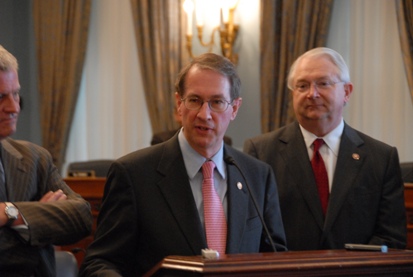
[224,155,277,252]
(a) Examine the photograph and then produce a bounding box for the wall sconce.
[183,0,239,64]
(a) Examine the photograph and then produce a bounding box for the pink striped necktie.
[311,139,329,215]
[202,160,227,254]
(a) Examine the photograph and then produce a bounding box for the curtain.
[395,0,413,103]
[260,0,333,133]
[130,0,188,134]
[64,0,152,175]
[32,0,91,170]
[328,0,413,162]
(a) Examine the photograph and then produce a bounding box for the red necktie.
[311,139,329,215]
[202,160,227,254]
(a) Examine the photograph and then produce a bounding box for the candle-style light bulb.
[183,0,194,35]
[195,0,204,27]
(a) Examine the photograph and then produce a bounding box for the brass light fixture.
[183,0,239,64]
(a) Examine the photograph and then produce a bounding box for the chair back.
[55,251,78,277]
[401,162,413,182]
[67,159,114,178]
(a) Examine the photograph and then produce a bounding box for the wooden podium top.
[64,177,106,198]
[146,249,413,276]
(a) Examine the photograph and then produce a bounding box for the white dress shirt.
[299,119,344,192]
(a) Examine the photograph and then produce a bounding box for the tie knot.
[313,138,325,152]
[202,160,216,179]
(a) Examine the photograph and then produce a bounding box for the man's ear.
[230,97,242,120]
[343,82,353,104]
[175,92,182,114]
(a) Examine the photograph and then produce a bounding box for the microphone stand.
[224,155,277,252]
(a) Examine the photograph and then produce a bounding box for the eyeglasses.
[181,96,233,112]
[294,80,344,93]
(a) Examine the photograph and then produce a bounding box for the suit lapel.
[225,147,249,253]
[322,125,365,235]
[155,138,206,254]
[280,123,325,229]
[1,139,26,202]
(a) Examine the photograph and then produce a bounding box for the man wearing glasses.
[244,47,406,250]
[80,53,287,276]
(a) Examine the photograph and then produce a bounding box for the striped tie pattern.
[202,160,227,254]
[311,139,329,215]
[0,160,6,201]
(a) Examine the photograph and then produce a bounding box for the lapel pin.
[237,182,243,190]
[352,153,360,160]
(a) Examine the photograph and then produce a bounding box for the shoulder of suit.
[246,123,293,145]
[119,136,180,164]
[343,124,397,154]
[3,138,50,156]
[226,145,272,169]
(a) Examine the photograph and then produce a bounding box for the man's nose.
[307,83,320,98]
[4,94,20,113]
[197,101,212,118]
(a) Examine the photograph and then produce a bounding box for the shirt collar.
[178,129,226,180]
[299,119,344,156]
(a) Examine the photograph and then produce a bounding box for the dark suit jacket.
[79,135,286,276]
[244,121,407,250]
[0,138,92,277]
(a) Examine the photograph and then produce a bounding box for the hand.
[39,189,67,203]
[0,202,7,227]
[0,190,67,227]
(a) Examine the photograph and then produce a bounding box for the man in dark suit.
[244,47,406,250]
[0,45,92,276]
[79,53,287,276]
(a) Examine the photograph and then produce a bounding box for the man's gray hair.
[287,47,350,90]
[0,45,19,71]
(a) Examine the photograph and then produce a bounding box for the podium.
[145,249,413,276]
[57,179,413,270]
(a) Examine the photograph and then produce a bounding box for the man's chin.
[0,128,16,139]
[190,135,218,148]
[193,137,212,147]
[303,111,327,120]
